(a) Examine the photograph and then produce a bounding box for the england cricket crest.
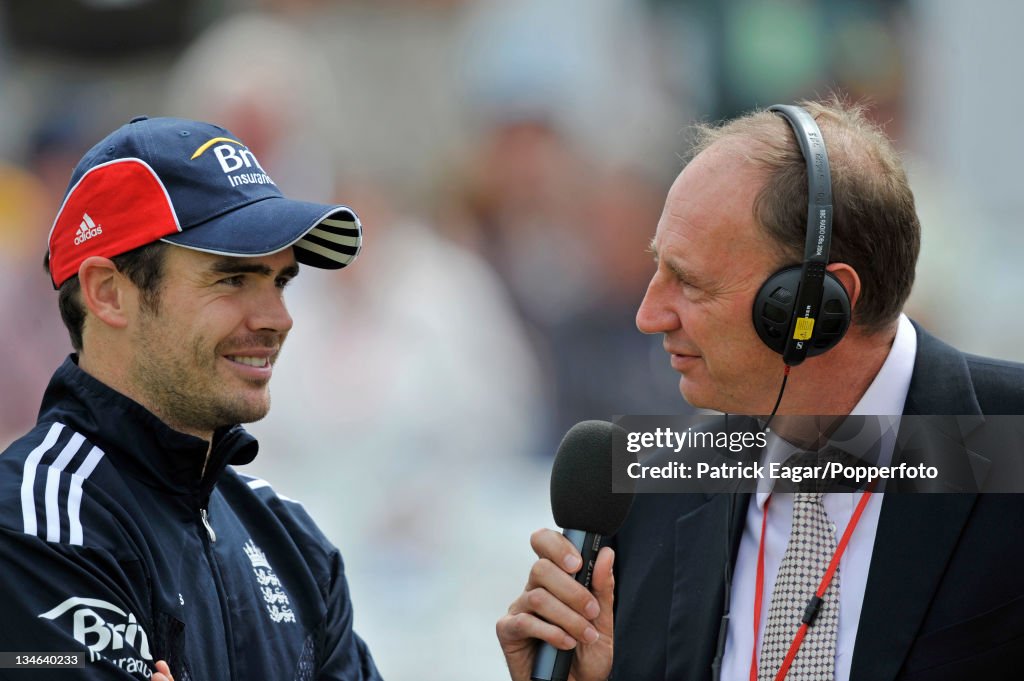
[243,539,296,624]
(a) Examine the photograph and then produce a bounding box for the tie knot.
[794,491,825,505]
[784,445,852,466]
[777,445,872,493]
[775,450,829,493]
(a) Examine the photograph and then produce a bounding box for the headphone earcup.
[752,266,851,357]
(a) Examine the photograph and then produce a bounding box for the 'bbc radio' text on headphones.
[752,104,852,366]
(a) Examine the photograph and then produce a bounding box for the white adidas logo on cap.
[74,213,103,246]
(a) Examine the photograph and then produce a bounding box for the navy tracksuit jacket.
[0,357,383,680]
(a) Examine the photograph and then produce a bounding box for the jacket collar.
[902,320,982,416]
[38,355,259,501]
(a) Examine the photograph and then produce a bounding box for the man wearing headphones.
[497,99,1024,680]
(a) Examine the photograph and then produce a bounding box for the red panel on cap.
[48,159,180,288]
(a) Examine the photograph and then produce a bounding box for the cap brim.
[161,196,361,269]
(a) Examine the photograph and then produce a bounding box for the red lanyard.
[748,488,876,681]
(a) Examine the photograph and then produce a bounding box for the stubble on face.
[127,304,279,438]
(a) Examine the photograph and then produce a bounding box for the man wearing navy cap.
[0,117,382,680]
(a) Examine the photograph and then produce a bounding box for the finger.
[510,587,600,645]
[522,559,600,620]
[497,611,578,652]
[530,528,583,573]
[589,546,616,634]
[153,660,174,681]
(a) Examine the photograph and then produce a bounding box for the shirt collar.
[851,313,917,417]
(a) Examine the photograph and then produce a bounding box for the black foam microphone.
[531,420,636,681]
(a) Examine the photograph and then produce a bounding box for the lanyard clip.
[802,595,824,625]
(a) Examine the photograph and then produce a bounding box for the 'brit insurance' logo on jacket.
[244,539,296,624]
[38,596,152,674]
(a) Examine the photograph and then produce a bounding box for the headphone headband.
[754,104,846,366]
[768,104,834,265]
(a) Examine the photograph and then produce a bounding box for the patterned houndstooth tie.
[757,492,840,681]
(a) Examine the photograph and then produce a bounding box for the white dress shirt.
[720,314,917,681]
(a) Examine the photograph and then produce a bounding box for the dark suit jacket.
[610,325,1024,680]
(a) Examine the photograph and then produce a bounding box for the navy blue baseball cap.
[47,116,362,288]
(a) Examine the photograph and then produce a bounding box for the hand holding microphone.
[497,421,635,681]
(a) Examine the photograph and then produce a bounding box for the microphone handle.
[531,529,604,681]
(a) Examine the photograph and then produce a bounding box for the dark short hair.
[44,241,169,351]
[691,97,921,333]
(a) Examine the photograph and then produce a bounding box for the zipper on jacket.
[196,506,236,681]
[200,508,217,542]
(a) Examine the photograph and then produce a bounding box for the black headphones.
[752,104,851,366]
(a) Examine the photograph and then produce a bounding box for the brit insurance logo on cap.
[47,116,362,289]
[189,135,277,190]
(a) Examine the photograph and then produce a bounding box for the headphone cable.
[713,363,791,679]
[762,364,791,432]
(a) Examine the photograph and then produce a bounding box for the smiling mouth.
[225,355,271,368]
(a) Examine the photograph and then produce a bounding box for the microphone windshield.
[549,420,635,536]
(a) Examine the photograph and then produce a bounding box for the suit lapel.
[850,493,977,681]
[850,322,981,680]
[901,321,982,417]
[665,491,749,680]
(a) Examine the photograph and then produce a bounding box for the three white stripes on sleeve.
[20,422,105,546]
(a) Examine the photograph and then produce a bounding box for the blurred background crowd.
[1,0,1021,678]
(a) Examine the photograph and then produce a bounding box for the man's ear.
[826,262,861,312]
[78,256,132,330]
